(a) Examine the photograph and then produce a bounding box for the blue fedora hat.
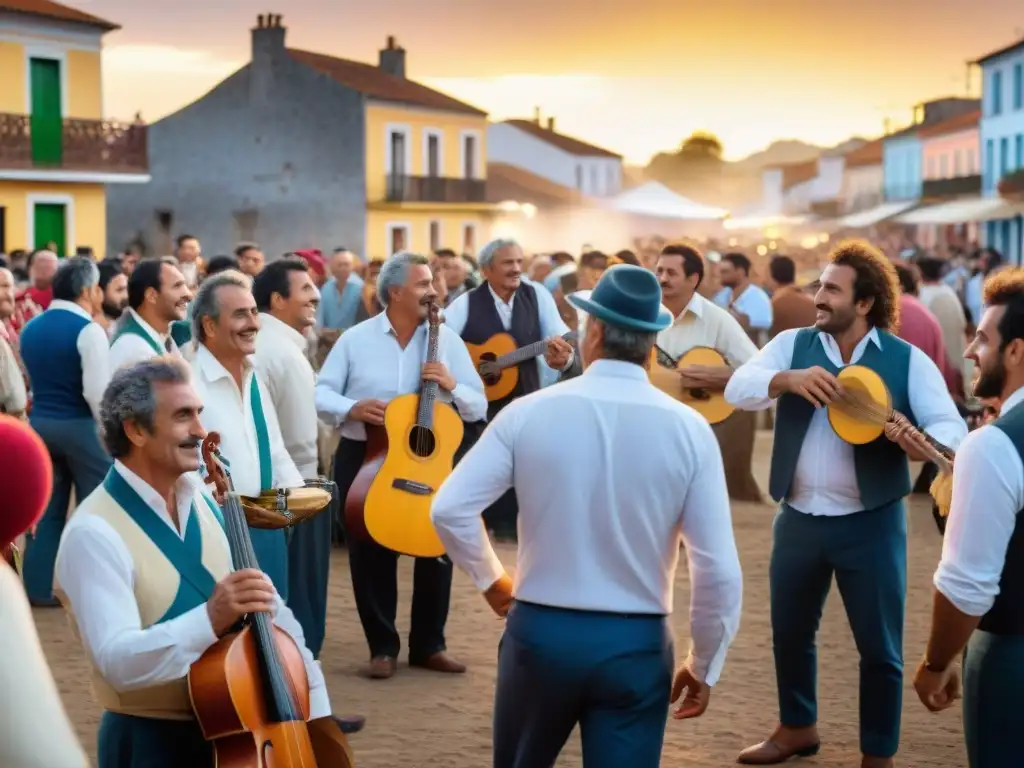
[567,264,672,333]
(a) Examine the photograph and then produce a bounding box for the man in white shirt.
[19,257,112,607]
[725,240,967,768]
[915,268,1024,767]
[916,256,967,386]
[56,358,344,768]
[251,258,331,658]
[714,252,773,346]
[110,257,191,370]
[316,251,487,680]
[443,238,576,540]
[655,244,762,502]
[189,270,303,597]
[432,264,743,768]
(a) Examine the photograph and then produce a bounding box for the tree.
[678,131,724,161]
[645,131,726,187]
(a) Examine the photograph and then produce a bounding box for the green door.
[30,58,62,166]
[34,203,66,255]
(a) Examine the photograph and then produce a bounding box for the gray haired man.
[19,256,113,606]
[315,251,487,679]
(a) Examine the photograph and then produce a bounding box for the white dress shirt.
[657,292,759,366]
[431,359,743,686]
[252,313,319,478]
[50,299,111,421]
[109,308,179,371]
[724,327,967,516]
[54,461,330,717]
[0,334,26,414]
[934,386,1024,617]
[315,311,488,441]
[190,345,303,497]
[714,284,773,331]
[443,280,574,376]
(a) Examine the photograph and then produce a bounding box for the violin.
[189,432,354,767]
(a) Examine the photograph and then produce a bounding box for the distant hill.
[728,137,865,173]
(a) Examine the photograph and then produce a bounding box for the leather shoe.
[332,714,365,735]
[861,757,894,768]
[367,655,397,679]
[409,651,467,674]
[29,596,62,609]
[737,729,821,765]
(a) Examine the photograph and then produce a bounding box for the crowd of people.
[0,231,1020,768]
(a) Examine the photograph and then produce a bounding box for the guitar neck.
[493,333,573,370]
[418,317,441,427]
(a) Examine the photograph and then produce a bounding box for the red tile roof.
[0,0,118,30]
[844,139,884,168]
[503,119,622,159]
[486,162,585,206]
[918,109,981,139]
[288,48,486,117]
[781,159,819,191]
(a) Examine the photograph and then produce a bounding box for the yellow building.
[0,1,148,257]
[292,37,495,259]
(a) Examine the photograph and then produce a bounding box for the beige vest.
[64,484,233,721]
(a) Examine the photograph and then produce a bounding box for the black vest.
[979,401,1024,636]
[460,281,542,419]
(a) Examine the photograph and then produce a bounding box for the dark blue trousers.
[963,630,1024,767]
[24,416,111,602]
[770,501,906,758]
[286,505,332,659]
[98,712,211,767]
[493,601,673,768]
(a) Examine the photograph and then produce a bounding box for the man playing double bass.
[725,240,966,768]
[54,359,339,767]
[315,251,487,680]
[442,238,576,540]
[654,244,763,501]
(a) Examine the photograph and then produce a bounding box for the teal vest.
[769,327,917,511]
[982,400,1024,635]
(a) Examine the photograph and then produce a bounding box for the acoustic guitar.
[346,303,463,558]
[648,345,736,424]
[467,331,576,402]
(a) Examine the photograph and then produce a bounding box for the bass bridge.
[391,479,433,496]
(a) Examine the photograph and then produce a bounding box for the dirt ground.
[36,432,967,767]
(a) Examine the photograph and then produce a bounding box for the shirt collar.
[196,343,253,384]
[1000,386,1024,416]
[817,326,883,354]
[113,459,204,526]
[49,299,93,322]
[488,282,515,308]
[583,358,649,382]
[258,312,307,350]
[375,310,427,338]
[128,307,166,343]
[678,292,705,321]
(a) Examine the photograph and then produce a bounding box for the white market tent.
[895,196,1024,225]
[609,181,729,220]
[837,201,917,229]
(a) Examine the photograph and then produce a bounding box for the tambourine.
[241,483,332,530]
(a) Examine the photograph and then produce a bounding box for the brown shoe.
[409,651,467,674]
[737,726,821,765]
[861,757,894,768]
[367,655,397,679]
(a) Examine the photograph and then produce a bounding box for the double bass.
[189,432,354,767]
[344,302,463,557]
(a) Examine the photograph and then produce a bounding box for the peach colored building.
[921,109,981,181]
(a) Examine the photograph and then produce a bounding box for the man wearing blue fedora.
[432,264,744,767]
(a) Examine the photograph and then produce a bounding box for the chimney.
[379,35,406,78]
[546,116,555,132]
[533,106,541,124]
[251,12,286,105]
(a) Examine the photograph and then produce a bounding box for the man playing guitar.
[655,244,763,501]
[443,238,575,540]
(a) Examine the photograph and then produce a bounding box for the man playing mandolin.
[55,358,335,767]
[443,238,576,541]
[725,240,966,768]
[316,251,487,680]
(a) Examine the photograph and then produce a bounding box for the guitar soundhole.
[408,425,436,458]
[478,352,501,385]
[688,387,711,401]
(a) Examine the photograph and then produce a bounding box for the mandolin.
[189,433,354,767]
[345,303,463,558]
[648,345,736,424]
[467,331,576,402]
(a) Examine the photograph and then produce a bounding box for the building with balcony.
[107,16,493,259]
[975,37,1024,262]
[0,1,148,256]
[487,112,623,197]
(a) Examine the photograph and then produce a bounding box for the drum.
[241,481,332,530]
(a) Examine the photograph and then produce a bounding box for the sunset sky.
[86,0,1015,164]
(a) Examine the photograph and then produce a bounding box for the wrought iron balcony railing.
[921,175,982,199]
[0,112,148,173]
[385,174,486,204]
